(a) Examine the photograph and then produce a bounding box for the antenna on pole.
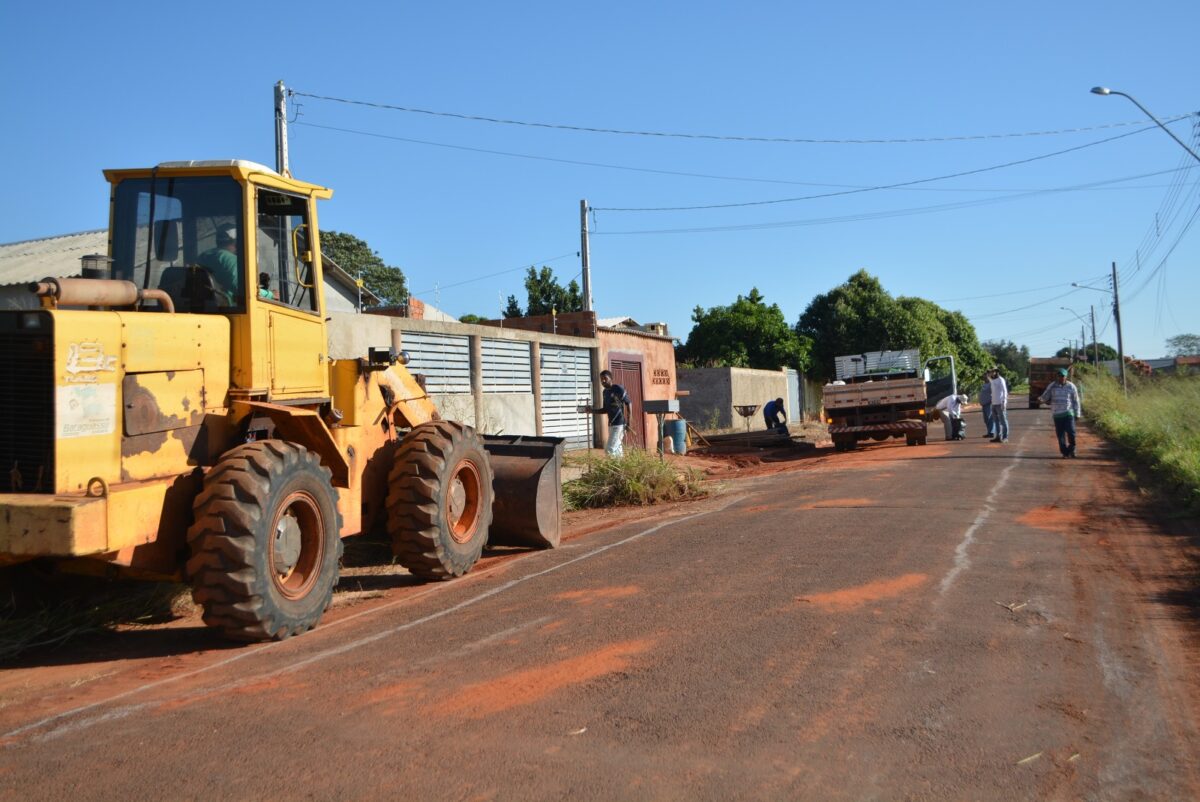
[274,80,290,176]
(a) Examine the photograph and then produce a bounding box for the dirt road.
[2,405,1198,800]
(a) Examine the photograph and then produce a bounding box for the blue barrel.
[663,419,688,456]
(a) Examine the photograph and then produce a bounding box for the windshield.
[111,175,245,313]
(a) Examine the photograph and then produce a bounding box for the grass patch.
[563,450,710,510]
[0,574,190,663]
[1081,369,1200,511]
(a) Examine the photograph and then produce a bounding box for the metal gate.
[786,369,801,421]
[609,357,645,449]
[540,345,592,448]
[481,338,532,392]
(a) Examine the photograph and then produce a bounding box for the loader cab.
[105,160,334,398]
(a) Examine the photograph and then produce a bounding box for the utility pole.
[1112,262,1126,395]
[579,200,592,312]
[1090,305,1098,367]
[274,80,290,176]
[1080,325,1086,361]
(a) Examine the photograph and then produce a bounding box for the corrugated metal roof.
[0,230,107,284]
[0,229,382,305]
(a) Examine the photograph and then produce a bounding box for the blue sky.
[2,1,1197,359]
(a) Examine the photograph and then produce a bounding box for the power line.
[592,126,1165,212]
[290,89,1195,145]
[296,119,1193,195]
[592,170,1188,236]
[409,251,577,297]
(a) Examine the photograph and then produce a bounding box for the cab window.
[111,176,245,314]
[256,189,318,313]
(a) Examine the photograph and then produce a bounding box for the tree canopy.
[1056,342,1118,362]
[796,270,990,385]
[502,266,583,317]
[982,339,1030,379]
[319,230,408,306]
[1166,333,1200,357]
[678,288,811,371]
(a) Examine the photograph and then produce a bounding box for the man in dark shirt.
[597,369,632,457]
[763,397,787,433]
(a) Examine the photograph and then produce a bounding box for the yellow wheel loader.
[0,160,563,641]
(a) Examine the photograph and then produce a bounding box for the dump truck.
[1027,357,1071,408]
[0,159,563,641]
[823,350,956,451]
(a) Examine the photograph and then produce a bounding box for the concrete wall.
[678,366,793,432]
[326,311,596,446]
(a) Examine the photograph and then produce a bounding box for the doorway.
[609,356,645,449]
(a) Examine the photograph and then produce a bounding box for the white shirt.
[989,376,1008,408]
[935,394,965,418]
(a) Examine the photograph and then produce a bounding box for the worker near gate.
[988,367,1010,443]
[978,373,994,438]
[584,370,632,458]
[763,397,787,434]
[1039,368,1082,458]
[196,225,240,306]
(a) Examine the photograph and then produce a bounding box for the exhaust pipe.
[31,276,175,313]
[482,434,565,549]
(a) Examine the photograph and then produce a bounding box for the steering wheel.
[184,265,230,310]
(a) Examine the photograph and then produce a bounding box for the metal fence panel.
[400,331,471,393]
[482,338,532,393]
[540,345,593,448]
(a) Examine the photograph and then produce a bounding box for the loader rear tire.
[386,421,493,580]
[186,441,343,642]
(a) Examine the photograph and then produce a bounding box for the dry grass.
[0,575,191,663]
[563,450,710,510]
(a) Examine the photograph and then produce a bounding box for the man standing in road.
[978,373,994,438]
[1040,367,1082,458]
[988,367,1009,443]
[589,370,632,458]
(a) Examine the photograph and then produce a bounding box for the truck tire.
[187,441,343,642]
[387,421,494,580]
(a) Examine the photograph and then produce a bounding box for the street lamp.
[1090,87,1200,164]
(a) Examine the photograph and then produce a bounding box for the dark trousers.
[1053,415,1076,456]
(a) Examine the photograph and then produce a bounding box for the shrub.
[564,450,710,510]
[1082,370,1200,510]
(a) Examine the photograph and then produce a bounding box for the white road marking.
[4,496,742,746]
[936,431,1028,601]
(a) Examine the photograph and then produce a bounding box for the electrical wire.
[295,119,1193,195]
[409,251,577,297]
[592,126,1166,212]
[592,170,1187,236]
[290,89,1195,145]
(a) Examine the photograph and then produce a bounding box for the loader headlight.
[826,417,833,425]
[20,312,46,330]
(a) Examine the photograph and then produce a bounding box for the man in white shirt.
[988,368,1009,443]
[935,393,968,440]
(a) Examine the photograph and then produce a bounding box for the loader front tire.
[187,441,343,641]
[386,421,494,580]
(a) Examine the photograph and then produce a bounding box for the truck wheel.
[387,421,494,580]
[187,442,343,642]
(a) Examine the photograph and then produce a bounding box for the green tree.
[797,269,989,385]
[503,295,523,318]
[679,288,811,370]
[319,230,408,306]
[1166,333,1200,356]
[458,313,487,324]
[1056,342,1117,362]
[982,339,1030,378]
[522,266,583,316]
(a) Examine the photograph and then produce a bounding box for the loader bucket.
[482,434,565,549]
